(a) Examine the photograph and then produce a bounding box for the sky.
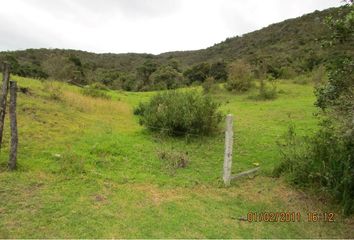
[0,0,344,54]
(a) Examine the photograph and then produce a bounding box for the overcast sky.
[0,0,344,54]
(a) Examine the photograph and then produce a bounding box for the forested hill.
[159,7,338,69]
[0,6,350,90]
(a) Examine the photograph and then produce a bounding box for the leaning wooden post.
[8,81,18,170]
[223,114,233,186]
[0,63,10,149]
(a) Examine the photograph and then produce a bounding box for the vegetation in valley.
[0,76,353,238]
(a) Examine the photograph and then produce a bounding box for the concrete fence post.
[223,114,233,186]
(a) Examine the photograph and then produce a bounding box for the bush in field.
[257,76,278,100]
[202,76,215,93]
[275,121,354,214]
[225,60,253,92]
[136,90,222,136]
[81,85,110,99]
[133,102,146,116]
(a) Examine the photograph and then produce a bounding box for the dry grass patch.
[131,184,186,206]
[63,91,130,115]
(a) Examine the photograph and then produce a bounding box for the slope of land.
[0,76,353,238]
[1,6,351,83]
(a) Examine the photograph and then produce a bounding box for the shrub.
[202,76,215,93]
[275,121,354,215]
[225,60,253,92]
[257,76,278,100]
[133,102,146,116]
[137,90,222,136]
[81,85,111,99]
[274,124,312,181]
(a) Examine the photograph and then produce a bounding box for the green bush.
[225,60,253,92]
[202,76,215,93]
[133,102,146,116]
[81,85,111,99]
[257,76,278,100]
[137,90,222,136]
[274,124,313,182]
[275,121,354,215]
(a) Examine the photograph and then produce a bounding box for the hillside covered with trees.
[0,6,352,92]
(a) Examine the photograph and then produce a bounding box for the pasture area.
[0,76,353,238]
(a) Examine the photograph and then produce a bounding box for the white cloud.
[0,0,344,54]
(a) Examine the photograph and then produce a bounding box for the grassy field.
[0,76,353,238]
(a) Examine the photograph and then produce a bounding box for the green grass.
[0,76,353,238]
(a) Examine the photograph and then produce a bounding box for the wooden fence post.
[223,114,233,186]
[8,81,18,170]
[0,63,10,149]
